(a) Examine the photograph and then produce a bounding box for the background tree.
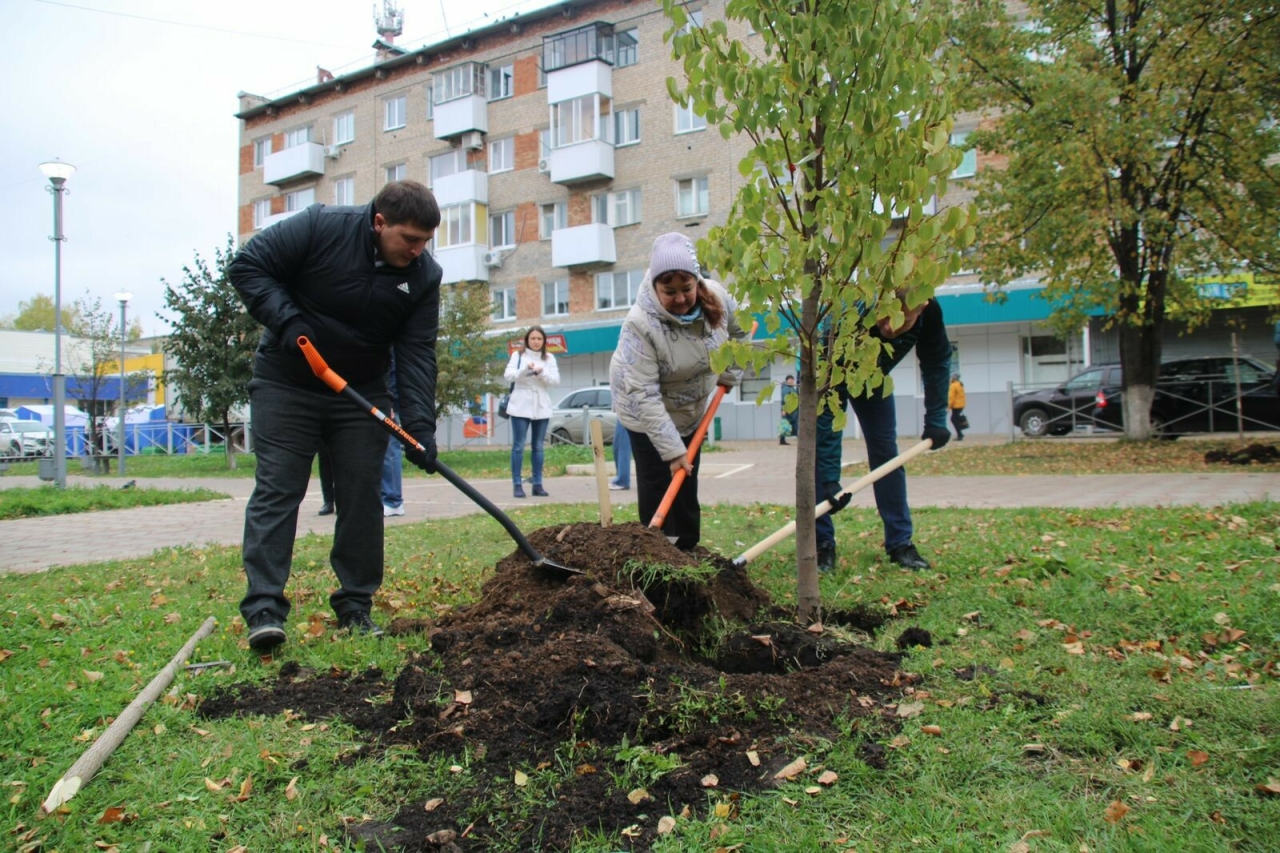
[434,283,506,418]
[160,236,261,470]
[948,0,1280,438]
[2,294,85,335]
[664,0,972,619]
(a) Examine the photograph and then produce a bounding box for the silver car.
[0,421,55,458]
[546,388,617,445]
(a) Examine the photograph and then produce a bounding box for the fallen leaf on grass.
[805,785,821,796]
[817,770,838,785]
[773,757,807,780]
[896,701,925,719]
[701,774,719,788]
[513,770,528,787]
[424,797,444,811]
[922,725,942,737]
[1063,642,1084,655]
[889,735,911,749]
[1130,712,1153,722]
[455,689,473,705]
[97,806,126,824]
[746,750,760,767]
[627,788,650,804]
[1009,843,1030,853]
[1022,744,1046,754]
[83,670,104,683]
[204,777,227,793]
[657,816,676,835]
[285,777,300,801]
[1188,750,1209,767]
[230,776,253,802]
[1103,800,1130,823]
[1256,778,1280,796]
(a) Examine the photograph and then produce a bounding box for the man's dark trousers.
[629,428,703,550]
[240,377,391,625]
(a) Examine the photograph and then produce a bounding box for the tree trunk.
[223,415,237,470]
[795,277,822,623]
[1117,287,1165,441]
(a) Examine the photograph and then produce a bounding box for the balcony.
[549,139,614,184]
[551,223,616,268]
[434,95,488,139]
[435,244,489,284]
[263,142,325,185]
[547,58,612,104]
[260,209,303,230]
[432,170,488,207]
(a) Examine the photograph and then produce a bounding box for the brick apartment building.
[233,0,1274,440]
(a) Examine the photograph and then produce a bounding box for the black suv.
[1015,357,1280,437]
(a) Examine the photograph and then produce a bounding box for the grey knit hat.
[649,232,702,281]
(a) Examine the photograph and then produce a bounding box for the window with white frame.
[430,149,468,185]
[491,287,517,321]
[384,95,406,130]
[675,102,707,134]
[333,112,355,145]
[614,108,640,146]
[951,131,977,179]
[385,163,406,183]
[425,83,434,119]
[285,188,315,211]
[489,210,516,249]
[253,137,272,168]
[434,63,484,104]
[252,199,271,229]
[552,94,610,147]
[285,126,311,148]
[539,201,567,238]
[595,269,644,310]
[334,177,355,206]
[614,28,638,67]
[489,137,514,173]
[542,279,569,316]
[592,188,642,227]
[676,176,709,217]
[488,64,513,101]
[438,203,475,248]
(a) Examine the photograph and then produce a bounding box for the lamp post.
[112,291,133,477]
[39,159,75,489]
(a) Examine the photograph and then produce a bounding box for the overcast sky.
[0,0,559,337]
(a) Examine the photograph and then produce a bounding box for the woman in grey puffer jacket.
[609,233,748,549]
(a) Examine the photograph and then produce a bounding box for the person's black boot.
[338,611,385,638]
[317,502,335,516]
[248,612,286,652]
[779,436,788,446]
[888,543,931,570]
[817,543,837,573]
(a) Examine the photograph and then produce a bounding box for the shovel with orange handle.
[298,336,583,577]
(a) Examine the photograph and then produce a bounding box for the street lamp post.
[39,159,75,489]
[112,291,133,477]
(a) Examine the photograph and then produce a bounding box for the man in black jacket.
[230,181,442,652]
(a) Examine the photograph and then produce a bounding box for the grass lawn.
[0,484,230,520]
[2,500,1277,851]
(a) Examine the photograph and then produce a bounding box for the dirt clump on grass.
[199,522,915,851]
[1204,443,1280,466]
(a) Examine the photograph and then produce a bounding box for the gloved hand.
[818,481,852,514]
[922,425,950,450]
[279,317,316,357]
[404,432,438,474]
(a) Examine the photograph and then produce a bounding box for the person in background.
[948,374,967,441]
[317,445,336,515]
[780,374,799,446]
[609,416,632,490]
[382,354,404,517]
[610,232,749,549]
[504,326,559,498]
[229,180,442,653]
[814,296,952,573]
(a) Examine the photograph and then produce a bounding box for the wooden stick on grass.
[589,419,612,527]
[41,616,218,814]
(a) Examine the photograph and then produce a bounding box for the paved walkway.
[3,435,1278,574]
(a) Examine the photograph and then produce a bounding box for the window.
[430,149,468,185]
[384,95,406,130]
[285,188,314,211]
[951,132,977,179]
[614,28,638,67]
[543,22,613,73]
[253,137,272,168]
[540,201,566,238]
[425,83,434,119]
[489,137,514,173]
[333,111,355,145]
[592,188,642,227]
[284,126,311,148]
[543,279,570,316]
[490,210,516,249]
[676,177,709,217]
[252,199,271,229]
[614,108,641,146]
[675,102,707,134]
[488,64,513,101]
[682,8,704,32]
[438,203,475,248]
[386,163,406,183]
[595,269,644,310]
[492,288,517,321]
[434,63,484,104]
[552,94,609,147]
[334,177,355,206]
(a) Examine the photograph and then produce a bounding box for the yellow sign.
[1191,272,1279,309]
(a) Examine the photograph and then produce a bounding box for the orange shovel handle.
[648,384,726,530]
[298,337,348,394]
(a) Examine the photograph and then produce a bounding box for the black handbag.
[498,354,520,419]
[956,411,970,430]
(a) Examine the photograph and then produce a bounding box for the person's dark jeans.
[630,429,702,550]
[241,378,391,625]
[510,416,548,486]
[815,385,913,552]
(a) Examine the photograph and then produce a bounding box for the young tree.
[62,294,147,471]
[160,237,261,469]
[434,283,506,418]
[948,0,1280,438]
[664,0,972,620]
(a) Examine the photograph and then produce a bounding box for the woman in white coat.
[503,325,560,497]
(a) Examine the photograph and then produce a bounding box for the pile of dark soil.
[199,522,919,851]
[1204,443,1280,466]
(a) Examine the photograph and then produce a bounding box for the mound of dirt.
[1204,443,1280,466]
[199,522,917,851]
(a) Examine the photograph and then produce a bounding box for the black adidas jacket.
[229,200,442,439]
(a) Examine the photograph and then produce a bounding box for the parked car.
[1015,356,1280,437]
[0,420,55,457]
[546,387,617,445]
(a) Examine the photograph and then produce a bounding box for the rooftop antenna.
[373,0,404,42]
